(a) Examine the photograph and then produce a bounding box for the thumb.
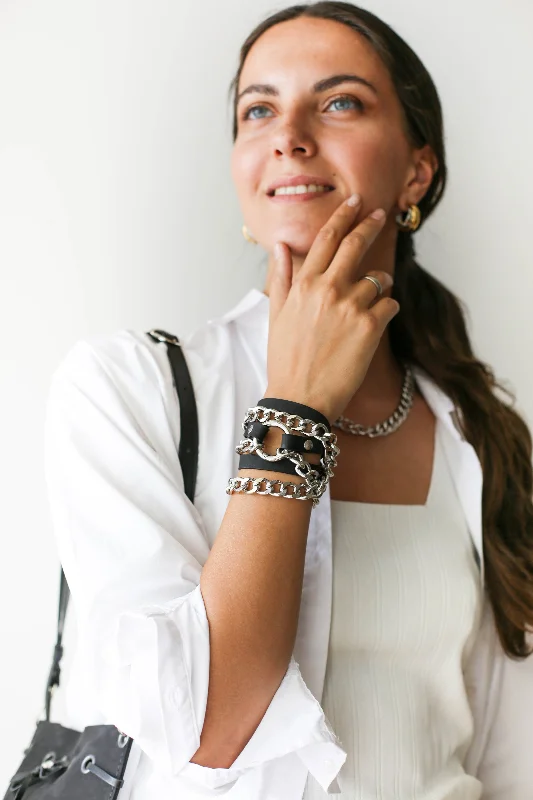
[269,241,292,326]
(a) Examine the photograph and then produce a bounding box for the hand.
[265,195,399,425]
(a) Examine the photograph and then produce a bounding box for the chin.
[269,237,313,260]
[268,225,319,257]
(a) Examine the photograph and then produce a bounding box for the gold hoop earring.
[242,224,258,244]
[396,204,421,232]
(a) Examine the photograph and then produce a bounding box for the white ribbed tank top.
[303,418,483,800]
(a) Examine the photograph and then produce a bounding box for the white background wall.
[0,0,532,785]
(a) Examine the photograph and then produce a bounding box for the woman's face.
[231,16,431,261]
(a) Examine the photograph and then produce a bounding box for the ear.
[399,144,439,209]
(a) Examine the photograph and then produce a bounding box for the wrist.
[263,387,333,428]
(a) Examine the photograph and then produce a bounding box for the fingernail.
[370,208,386,220]
[274,242,283,259]
[347,193,361,207]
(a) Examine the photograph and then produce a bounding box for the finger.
[350,270,394,309]
[325,208,388,287]
[269,241,293,327]
[368,296,401,334]
[295,193,362,281]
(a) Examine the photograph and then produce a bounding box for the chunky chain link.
[333,364,414,437]
[236,444,323,482]
[241,405,341,474]
[226,475,323,508]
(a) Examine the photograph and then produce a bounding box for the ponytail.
[391,232,533,658]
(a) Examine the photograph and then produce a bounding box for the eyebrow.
[236,73,378,104]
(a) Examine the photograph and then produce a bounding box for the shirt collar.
[211,286,268,325]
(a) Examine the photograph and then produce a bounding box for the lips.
[266,175,335,196]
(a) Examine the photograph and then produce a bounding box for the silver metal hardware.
[41,753,56,771]
[228,406,340,508]
[333,364,415,437]
[81,754,124,789]
[81,755,95,774]
[39,753,69,780]
[239,436,329,477]
[359,274,383,296]
[148,329,180,346]
[117,732,130,748]
[227,475,320,507]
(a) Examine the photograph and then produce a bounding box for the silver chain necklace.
[332,364,415,437]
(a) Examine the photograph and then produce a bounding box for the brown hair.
[228,1,533,658]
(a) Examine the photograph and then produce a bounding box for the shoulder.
[49,320,224,397]
[49,286,266,396]
[46,322,231,449]
[45,330,190,465]
[44,290,262,477]
[46,331,174,430]
[50,329,171,390]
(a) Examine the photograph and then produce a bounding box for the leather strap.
[281,432,324,457]
[258,397,331,430]
[44,328,198,721]
[244,420,324,457]
[238,452,326,477]
[148,329,199,502]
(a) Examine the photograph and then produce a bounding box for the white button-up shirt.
[43,286,533,799]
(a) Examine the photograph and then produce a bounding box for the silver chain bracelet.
[226,404,341,508]
[240,405,341,474]
[238,419,327,480]
[226,475,322,508]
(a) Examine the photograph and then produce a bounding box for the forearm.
[194,424,320,767]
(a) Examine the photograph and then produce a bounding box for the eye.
[240,93,365,122]
[325,94,365,112]
[241,104,272,121]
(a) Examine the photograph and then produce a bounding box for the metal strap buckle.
[148,329,180,346]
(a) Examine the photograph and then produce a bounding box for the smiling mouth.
[267,185,335,197]
[267,186,336,203]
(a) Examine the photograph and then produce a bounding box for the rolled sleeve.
[104,583,346,793]
[44,335,346,795]
[106,586,346,794]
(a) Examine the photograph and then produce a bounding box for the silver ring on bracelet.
[359,275,383,296]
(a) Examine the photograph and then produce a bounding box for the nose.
[271,120,317,159]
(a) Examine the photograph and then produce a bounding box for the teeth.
[273,184,331,196]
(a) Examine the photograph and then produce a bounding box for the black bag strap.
[44,329,199,721]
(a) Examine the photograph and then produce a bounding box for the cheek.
[343,133,407,200]
[231,142,264,198]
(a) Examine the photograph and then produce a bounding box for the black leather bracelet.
[281,432,325,457]
[239,397,329,476]
[238,452,303,476]
[238,451,326,478]
[243,420,325,457]
[244,419,270,444]
[257,397,331,431]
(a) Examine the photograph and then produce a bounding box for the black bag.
[5,329,199,799]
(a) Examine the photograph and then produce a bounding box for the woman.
[44,2,533,799]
